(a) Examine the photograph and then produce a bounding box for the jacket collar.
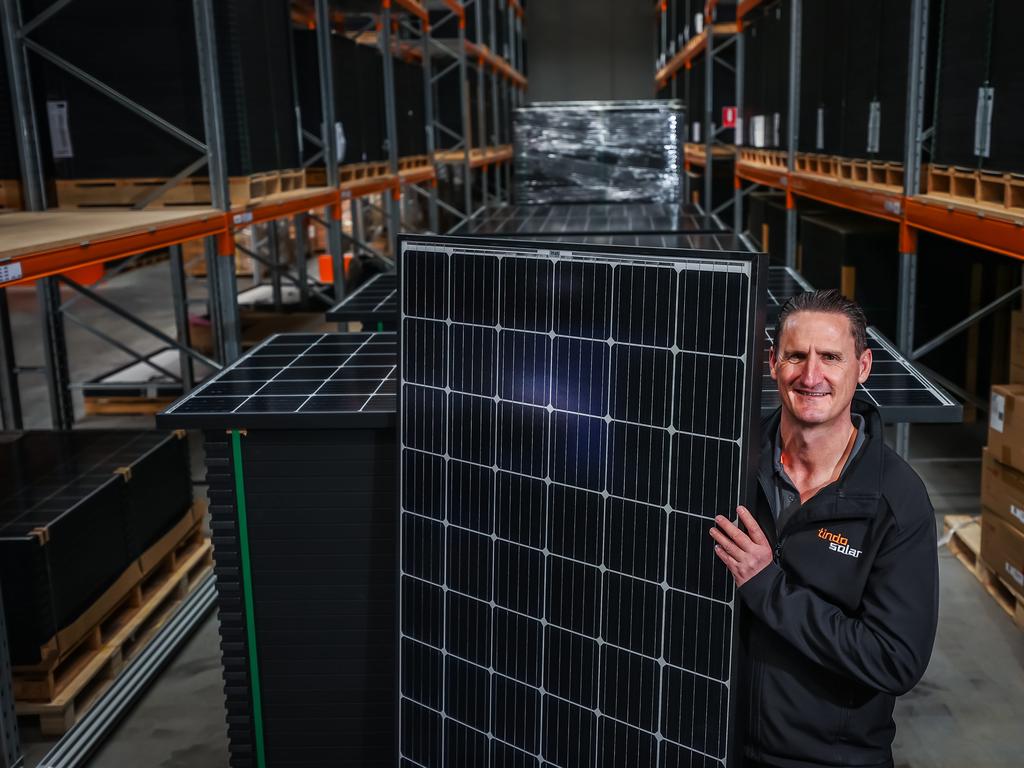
[758,394,885,529]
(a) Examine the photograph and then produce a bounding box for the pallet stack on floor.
[0,430,212,734]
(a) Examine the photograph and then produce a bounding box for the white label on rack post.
[991,393,1006,433]
[816,107,825,150]
[47,100,74,159]
[773,113,781,147]
[751,116,766,148]
[691,122,701,143]
[1011,505,1024,527]
[0,262,23,284]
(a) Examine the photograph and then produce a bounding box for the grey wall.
[526,0,655,103]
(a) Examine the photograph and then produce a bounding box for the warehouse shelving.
[656,1,737,224]
[723,0,1024,455]
[0,0,526,435]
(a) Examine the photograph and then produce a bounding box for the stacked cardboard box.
[1010,311,1024,385]
[982,385,1024,600]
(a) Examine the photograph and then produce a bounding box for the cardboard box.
[1011,310,1024,367]
[1011,364,1024,386]
[987,384,1024,474]
[981,449,1024,538]
[980,510,1024,601]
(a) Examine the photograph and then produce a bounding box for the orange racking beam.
[735,161,787,190]
[905,198,1024,262]
[236,188,339,229]
[655,1,666,15]
[737,0,765,20]
[1,214,227,288]
[388,0,429,24]
[788,173,904,222]
[399,165,437,186]
[340,175,400,201]
[507,0,524,20]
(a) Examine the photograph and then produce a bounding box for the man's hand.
[710,506,773,587]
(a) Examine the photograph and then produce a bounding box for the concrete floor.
[7,263,1024,766]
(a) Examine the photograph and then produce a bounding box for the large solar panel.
[468,203,722,236]
[325,272,398,325]
[760,267,961,423]
[156,332,396,429]
[397,235,767,768]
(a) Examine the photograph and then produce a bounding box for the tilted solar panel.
[325,272,398,327]
[397,235,768,767]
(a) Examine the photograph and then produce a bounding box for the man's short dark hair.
[774,289,868,357]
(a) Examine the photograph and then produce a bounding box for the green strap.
[231,430,266,768]
[377,320,385,332]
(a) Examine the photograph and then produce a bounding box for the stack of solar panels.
[157,334,397,768]
[741,0,789,150]
[514,101,685,204]
[0,47,18,184]
[799,0,910,161]
[26,0,299,178]
[0,431,192,666]
[932,0,1024,172]
[293,29,387,166]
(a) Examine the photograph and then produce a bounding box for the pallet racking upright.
[724,0,1024,454]
[656,0,738,227]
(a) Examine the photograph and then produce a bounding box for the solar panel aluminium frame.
[325,272,398,324]
[396,233,768,767]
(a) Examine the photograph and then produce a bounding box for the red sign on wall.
[722,106,737,128]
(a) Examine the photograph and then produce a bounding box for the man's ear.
[769,345,778,381]
[858,347,873,384]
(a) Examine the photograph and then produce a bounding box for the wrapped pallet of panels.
[0,431,192,666]
[513,100,684,204]
[25,0,299,179]
[933,0,1024,173]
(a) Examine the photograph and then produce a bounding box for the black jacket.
[738,398,939,768]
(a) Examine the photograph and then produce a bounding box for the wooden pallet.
[82,395,178,416]
[794,153,905,191]
[925,164,1024,219]
[737,148,787,169]
[306,161,392,187]
[55,169,307,210]
[14,517,212,735]
[0,179,22,211]
[944,514,1024,631]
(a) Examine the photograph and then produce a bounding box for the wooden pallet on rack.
[794,153,904,192]
[0,179,22,211]
[924,165,1024,220]
[943,514,1024,632]
[14,510,213,735]
[737,148,787,169]
[55,169,307,210]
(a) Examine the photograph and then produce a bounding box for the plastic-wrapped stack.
[513,100,684,204]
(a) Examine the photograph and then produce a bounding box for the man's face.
[769,311,872,426]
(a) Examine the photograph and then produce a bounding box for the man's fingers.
[737,506,767,545]
[709,527,744,561]
[714,514,753,551]
[713,543,740,573]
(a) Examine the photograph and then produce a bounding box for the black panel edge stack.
[0,430,193,666]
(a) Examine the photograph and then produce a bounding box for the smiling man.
[710,289,939,768]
